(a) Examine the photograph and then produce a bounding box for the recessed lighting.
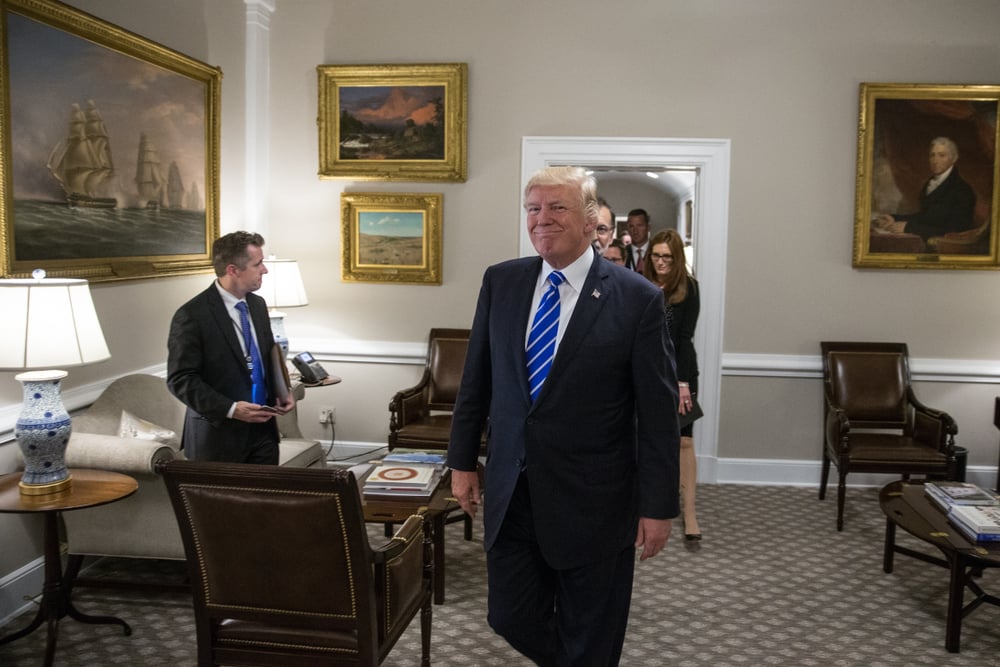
[645,172,660,179]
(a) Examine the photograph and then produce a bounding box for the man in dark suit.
[167,231,294,464]
[448,167,680,666]
[874,136,976,240]
[623,208,651,272]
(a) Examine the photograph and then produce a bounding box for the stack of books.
[948,504,1000,543]
[923,481,1000,542]
[362,452,446,499]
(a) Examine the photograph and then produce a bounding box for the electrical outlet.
[319,408,334,424]
[328,407,336,425]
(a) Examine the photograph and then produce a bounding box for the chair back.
[426,328,471,410]
[821,342,910,428]
[162,461,382,665]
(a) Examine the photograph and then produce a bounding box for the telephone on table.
[292,351,329,384]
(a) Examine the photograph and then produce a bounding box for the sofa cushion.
[279,438,325,468]
[118,410,180,448]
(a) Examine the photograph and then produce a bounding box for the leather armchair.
[162,461,432,666]
[61,373,324,574]
[819,342,958,530]
[389,328,478,452]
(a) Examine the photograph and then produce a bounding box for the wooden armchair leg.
[836,473,847,532]
[819,454,831,500]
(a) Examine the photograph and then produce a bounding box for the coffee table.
[363,469,462,605]
[0,469,138,666]
[879,480,1000,652]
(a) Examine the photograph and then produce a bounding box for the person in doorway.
[643,229,702,541]
[624,208,651,272]
[167,231,295,463]
[592,196,616,255]
[448,166,680,666]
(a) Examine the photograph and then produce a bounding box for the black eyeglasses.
[604,255,625,264]
[650,253,673,261]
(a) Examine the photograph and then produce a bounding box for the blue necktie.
[235,301,267,405]
[526,271,565,402]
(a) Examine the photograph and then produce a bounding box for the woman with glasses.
[643,229,702,542]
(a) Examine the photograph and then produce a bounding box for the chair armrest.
[389,370,431,428]
[824,401,850,454]
[371,514,426,564]
[65,432,178,475]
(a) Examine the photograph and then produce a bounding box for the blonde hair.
[524,166,599,223]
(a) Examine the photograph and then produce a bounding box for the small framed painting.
[340,192,442,284]
[853,82,1000,270]
[318,63,467,182]
[0,0,221,282]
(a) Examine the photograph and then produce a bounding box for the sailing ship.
[46,100,118,208]
[186,180,202,211]
[135,133,164,209]
[166,161,185,209]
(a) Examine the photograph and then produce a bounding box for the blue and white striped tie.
[526,271,565,402]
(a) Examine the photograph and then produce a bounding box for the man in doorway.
[448,166,679,666]
[592,196,616,255]
[624,208,651,272]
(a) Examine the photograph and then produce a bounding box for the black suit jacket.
[448,251,680,570]
[897,167,976,240]
[167,284,280,460]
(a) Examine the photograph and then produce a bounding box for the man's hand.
[451,469,481,519]
[233,401,280,423]
[635,517,672,561]
[272,393,296,415]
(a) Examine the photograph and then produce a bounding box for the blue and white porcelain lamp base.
[15,370,73,496]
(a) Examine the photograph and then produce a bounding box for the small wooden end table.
[880,480,1000,652]
[363,470,461,605]
[0,469,138,666]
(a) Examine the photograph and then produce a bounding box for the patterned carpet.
[2,484,1000,666]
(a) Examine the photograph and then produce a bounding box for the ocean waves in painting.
[13,199,206,260]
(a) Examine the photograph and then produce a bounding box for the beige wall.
[3,0,1000,600]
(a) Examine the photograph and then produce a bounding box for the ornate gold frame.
[341,192,442,284]
[853,82,1000,270]
[0,0,221,282]
[318,63,467,182]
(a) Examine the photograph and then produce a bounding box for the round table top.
[0,469,138,514]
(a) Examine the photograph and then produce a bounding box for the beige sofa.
[62,374,324,563]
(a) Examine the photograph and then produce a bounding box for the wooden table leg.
[945,554,965,653]
[432,511,446,604]
[883,517,896,573]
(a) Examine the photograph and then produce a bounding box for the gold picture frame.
[318,63,467,182]
[853,82,1000,270]
[0,0,221,282]
[341,192,442,284]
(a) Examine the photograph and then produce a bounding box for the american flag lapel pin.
[592,289,601,299]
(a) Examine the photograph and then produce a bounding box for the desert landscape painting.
[357,210,425,267]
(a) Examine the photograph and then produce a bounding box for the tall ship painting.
[135,132,165,209]
[46,100,118,208]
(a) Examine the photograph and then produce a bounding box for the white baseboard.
[0,556,43,628]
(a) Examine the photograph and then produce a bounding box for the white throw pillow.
[118,410,179,448]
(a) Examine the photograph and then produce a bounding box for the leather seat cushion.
[846,433,947,465]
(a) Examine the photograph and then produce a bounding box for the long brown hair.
[643,229,688,304]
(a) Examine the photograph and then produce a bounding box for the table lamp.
[0,270,110,495]
[258,256,308,354]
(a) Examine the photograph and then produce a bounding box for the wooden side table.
[0,469,138,666]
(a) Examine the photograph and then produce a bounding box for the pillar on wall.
[244,0,275,237]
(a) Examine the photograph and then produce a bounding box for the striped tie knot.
[526,271,566,402]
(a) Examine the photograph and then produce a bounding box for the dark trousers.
[487,475,635,667]
[184,417,279,465]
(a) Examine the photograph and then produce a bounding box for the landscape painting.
[340,192,442,284]
[0,0,221,282]
[318,63,467,182]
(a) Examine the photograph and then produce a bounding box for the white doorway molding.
[520,136,731,482]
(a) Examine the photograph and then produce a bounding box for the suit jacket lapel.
[206,286,249,371]
[513,258,542,405]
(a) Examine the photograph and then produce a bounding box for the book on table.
[924,481,999,509]
[363,461,445,498]
[949,504,1000,535]
[948,510,1000,543]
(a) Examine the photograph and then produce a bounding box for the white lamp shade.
[259,258,308,308]
[0,277,111,370]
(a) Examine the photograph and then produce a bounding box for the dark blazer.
[448,252,681,570]
[167,284,280,460]
[897,167,976,240]
[623,242,648,272]
[667,276,700,389]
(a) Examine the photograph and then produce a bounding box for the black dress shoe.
[684,533,702,541]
